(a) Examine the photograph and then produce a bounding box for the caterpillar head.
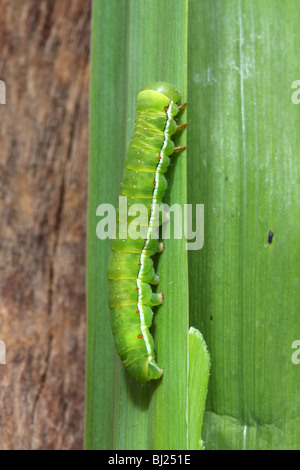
[142,81,180,104]
[137,82,181,111]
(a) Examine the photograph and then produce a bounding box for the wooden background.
[0,0,90,449]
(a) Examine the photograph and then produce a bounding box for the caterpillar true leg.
[178,102,187,112]
[176,123,187,131]
[173,145,187,153]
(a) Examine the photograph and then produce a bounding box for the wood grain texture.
[0,0,90,449]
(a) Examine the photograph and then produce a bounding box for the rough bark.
[0,0,90,449]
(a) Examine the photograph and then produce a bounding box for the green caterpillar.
[108,82,186,382]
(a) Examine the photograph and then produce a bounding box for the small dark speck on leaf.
[268,230,274,244]
[225,177,228,181]
[210,315,213,321]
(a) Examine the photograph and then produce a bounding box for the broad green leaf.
[188,0,300,450]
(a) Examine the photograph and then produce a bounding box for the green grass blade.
[86,0,190,450]
[85,0,129,450]
[188,327,210,450]
[188,0,300,450]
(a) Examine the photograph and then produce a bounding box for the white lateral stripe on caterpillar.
[136,101,174,357]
